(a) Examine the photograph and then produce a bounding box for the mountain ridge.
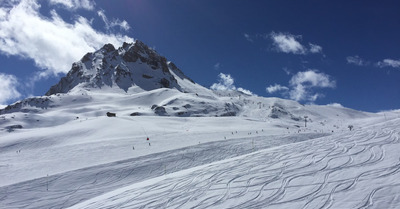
[45,40,197,96]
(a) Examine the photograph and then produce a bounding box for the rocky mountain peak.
[45,40,196,96]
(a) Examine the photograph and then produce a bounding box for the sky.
[0,0,399,112]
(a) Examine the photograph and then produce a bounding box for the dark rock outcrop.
[106,112,116,117]
[45,40,196,96]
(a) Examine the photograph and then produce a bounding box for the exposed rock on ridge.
[45,40,195,96]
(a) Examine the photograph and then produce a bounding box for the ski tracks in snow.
[69,119,400,209]
[0,132,326,208]
[2,119,400,208]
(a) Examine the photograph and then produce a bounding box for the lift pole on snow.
[304,116,308,127]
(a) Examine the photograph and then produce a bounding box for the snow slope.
[70,118,400,209]
[1,110,399,208]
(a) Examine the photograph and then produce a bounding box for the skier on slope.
[147,137,151,146]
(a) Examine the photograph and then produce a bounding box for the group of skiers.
[132,137,150,150]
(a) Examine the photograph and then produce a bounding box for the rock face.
[45,40,196,96]
[0,97,52,114]
[5,124,23,132]
[268,103,302,121]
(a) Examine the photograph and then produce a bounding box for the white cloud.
[211,73,254,95]
[346,56,400,70]
[266,84,289,93]
[213,62,221,70]
[210,73,235,91]
[98,10,130,31]
[283,67,292,75]
[377,59,400,68]
[244,33,253,42]
[0,73,21,105]
[268,32,323,55]
[267,70,336,103]
[0,0,133,78]
[327,103,344,108]
[48,0,95,10]
[347,55,369,66]
[270,32,306,54]
[237,87,254,96]
[288,70,336,102]
[347,56,400,69]
[309,43,323,54]
[289,70,336,89]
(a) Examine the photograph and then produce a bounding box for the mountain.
[0,40,374,131]
[45,40,198,95]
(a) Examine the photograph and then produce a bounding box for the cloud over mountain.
[266,84,289,94]
[211,73,254,95]
[0,0,133,79]
[0,73,21,106]
[266,70,336,103]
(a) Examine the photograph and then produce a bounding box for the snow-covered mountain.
[0,40,374,130]
[2,40,400,208]
[0,40,246,120]
[45,40,199,95]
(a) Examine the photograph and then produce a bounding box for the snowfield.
[71,122,400,209]
[1,110,400,208]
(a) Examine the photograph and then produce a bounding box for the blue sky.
[0,0,399,112]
